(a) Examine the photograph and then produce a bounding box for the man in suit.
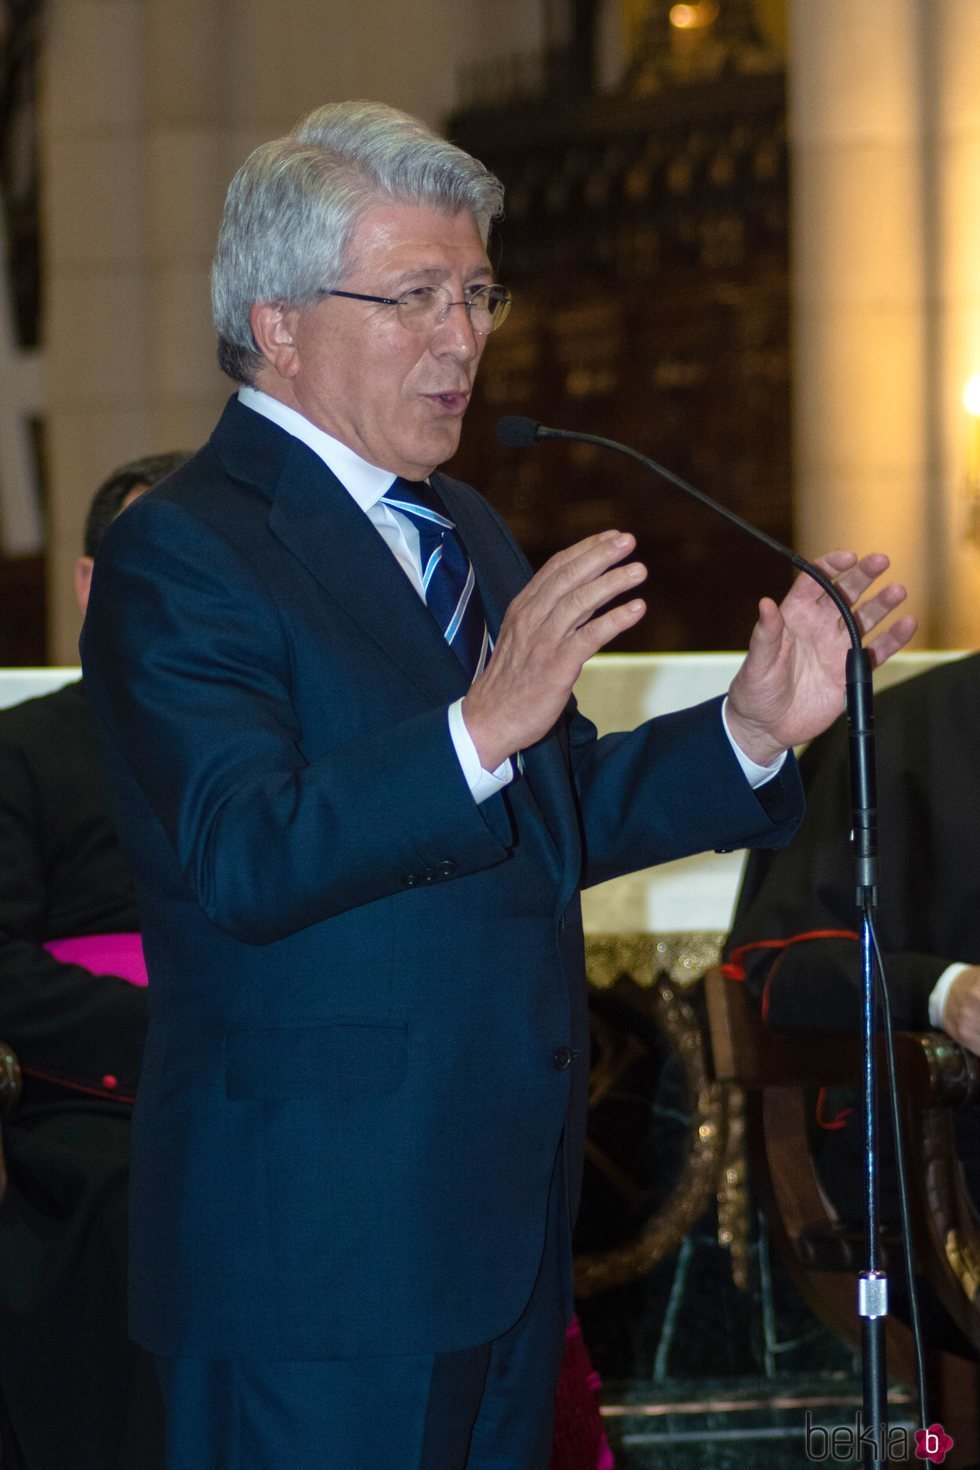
[727,652,980,1050]
[79,100,914,1470]
[0,452,186,1470]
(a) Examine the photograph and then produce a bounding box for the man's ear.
[250,302,300,379]
[74,556,94,615]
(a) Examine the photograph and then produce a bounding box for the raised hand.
[462,530,647,771]
[725,551,917,767]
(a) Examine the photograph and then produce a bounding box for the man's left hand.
[725,550,917,767]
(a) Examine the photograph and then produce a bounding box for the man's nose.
[431,300,481,358]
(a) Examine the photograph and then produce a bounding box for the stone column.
[790,0,980,647]
[41,0,231,663]
[930,0,980,644]
[789,0,931,638]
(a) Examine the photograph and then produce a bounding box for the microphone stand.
[498,417,891,1462]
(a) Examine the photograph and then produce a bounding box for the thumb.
[744,596,783,666]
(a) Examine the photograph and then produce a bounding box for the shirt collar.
[238,386,395,511]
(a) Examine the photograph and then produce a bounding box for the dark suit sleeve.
[568,696,804,890]
[0,725,146,1098]
[725,708,952,1034]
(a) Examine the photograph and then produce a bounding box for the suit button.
[435,859,457,880]
[404,873,418,887]
[553,1046,573,1071]
[421,867,435,884]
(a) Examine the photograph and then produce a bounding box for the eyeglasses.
[320,283,512,334]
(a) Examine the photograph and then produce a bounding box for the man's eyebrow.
[388,263,494,290]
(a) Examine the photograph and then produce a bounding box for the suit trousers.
[154,1157,571,1470]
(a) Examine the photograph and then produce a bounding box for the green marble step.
[599,1376,917,1469]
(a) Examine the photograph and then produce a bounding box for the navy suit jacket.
[81,396,803,1360]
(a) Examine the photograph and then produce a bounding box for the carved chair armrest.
[893,1032,980,1107]
[704,967,979,1106]
[0,1040,21,1116]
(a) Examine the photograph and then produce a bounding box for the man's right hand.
[461,530,647,772]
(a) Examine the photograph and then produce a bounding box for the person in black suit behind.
[724,655,980,1346]
[80,101,915,1470]
[726,654,980,1050]
[0,452,187,1470]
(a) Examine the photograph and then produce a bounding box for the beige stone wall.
[789,0,980,648]
[44,1,980,656]
[41,0,546,661]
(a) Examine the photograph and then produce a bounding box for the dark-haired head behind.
[82,451,190,559]
[75,451,190,614]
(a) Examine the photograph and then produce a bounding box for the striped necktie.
[381,478,490,680]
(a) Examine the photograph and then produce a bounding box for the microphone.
[498,413,916,1432]
[500,416,819,594]
[496,416,543,449]
[496,413,877,899]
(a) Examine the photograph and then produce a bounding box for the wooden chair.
[704,966,980,1458]
[574,970,727,1298]
[0,1040,21,1202]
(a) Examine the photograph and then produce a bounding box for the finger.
[866,612,918,667]
[491,555,646,676]
[517,531,637,617]
[568,596,647,659]
[741,597,784,664]
[828,551,892,606]
[778,554,858,612]
[548,559,648,641]
[806,550,860,584]
[533,530,636,589]
[800,550,888,605]
[851,581,908,636]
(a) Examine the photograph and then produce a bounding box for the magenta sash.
[43,932,148,987]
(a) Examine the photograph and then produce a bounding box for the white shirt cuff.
[721,696,787,789]
[448,699,514,804]
[929,963,968,1030]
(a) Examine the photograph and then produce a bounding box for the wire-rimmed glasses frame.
[319,282,512,334]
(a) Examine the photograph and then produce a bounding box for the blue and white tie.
[381,478,490,680]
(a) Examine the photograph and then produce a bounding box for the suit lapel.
[212,399,470,706]
[212,399,582,889]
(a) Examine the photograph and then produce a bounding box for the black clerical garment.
[725,655,980,1348]
[727,653,980,1032]
[0,680,162,1470]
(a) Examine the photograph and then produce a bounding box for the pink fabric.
[550,1316,615,1469]
[43,933,148,987]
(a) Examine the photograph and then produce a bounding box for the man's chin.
[408,426,463,475]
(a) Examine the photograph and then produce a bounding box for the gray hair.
[211,100,505,384]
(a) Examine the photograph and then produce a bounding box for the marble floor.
[599,1375,921,1469]
[578,1223,916,1470]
